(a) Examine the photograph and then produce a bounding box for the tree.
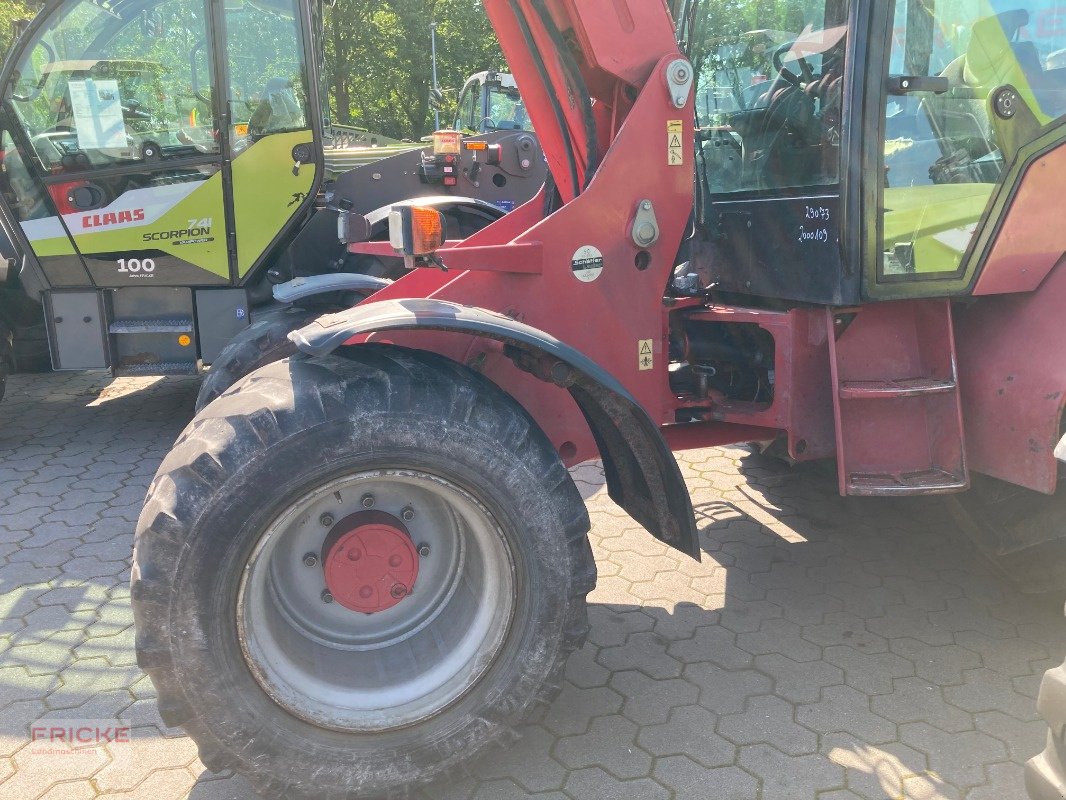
[323,0,504,139]
[0,1,34,58]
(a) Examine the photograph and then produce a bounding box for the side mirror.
[388,206,447,270]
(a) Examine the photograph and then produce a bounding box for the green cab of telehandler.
[0,0,547,397]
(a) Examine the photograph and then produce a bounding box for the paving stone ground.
[0,370,1063,800]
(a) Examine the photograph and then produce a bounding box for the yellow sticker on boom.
[639,339,654,371]
[667,120,683,166]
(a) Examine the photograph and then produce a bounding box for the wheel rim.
[237,469,516,732]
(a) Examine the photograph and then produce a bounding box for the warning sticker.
[667,120,684,166]
[571,245,604,283]
[638,339,654,371]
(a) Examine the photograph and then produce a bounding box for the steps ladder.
[827,300,968,496]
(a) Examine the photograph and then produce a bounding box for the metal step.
[838,377,957,400]
[115,361,200,377]
[109,317,194,335]
[847,469,968,496]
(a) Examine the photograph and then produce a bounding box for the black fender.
[291,299,700,560]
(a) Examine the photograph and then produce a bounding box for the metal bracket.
[631,200,660,248]
[666,59,694,109]
[272,273,391,304]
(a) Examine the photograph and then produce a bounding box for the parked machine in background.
[0,0,547,405]
[454,70,533,133]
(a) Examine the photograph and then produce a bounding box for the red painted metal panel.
[347,51,693,466]
[827,301,967,496]
[956,260,1066,493]
[348,241,544,273]
[662,423,781,452]
[974,142,1066,295]
[676,305,835,461]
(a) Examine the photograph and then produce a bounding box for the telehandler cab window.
[878,1,1066,282]
[8,0,219,174]
[694,1,849,196]
[223,0,310,149]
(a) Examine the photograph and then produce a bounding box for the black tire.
[11,323,50,373]
[1028,643,1066,798]
[132,347,595,799]
[195,305,325,412]
[948,472,1066,594]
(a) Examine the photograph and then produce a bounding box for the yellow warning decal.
[639,339,654,371]
[667,120,683,166]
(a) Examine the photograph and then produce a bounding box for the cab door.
[219,0,322,280]
[2,0,231,288]
[866,0,1066,299]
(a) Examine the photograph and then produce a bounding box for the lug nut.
[401,505,415,521]
[418,543,431,558]
[321,590,334,604]
[361,493,375,509]
[302,552,318,567]
[319,513,334,527]
[390,584,408,599]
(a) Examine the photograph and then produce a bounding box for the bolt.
[359,585,373,599]
[347,549,361,561]
[389,554,402,568]
[673,65,690,82]
[418,543,431,558]
[641,200,652,211]
[321,590,334,604]
[361,493,375,509]
[390,584,408,599]
[302,552,318,567]
[319,512,334,527]
[401,505,415,521]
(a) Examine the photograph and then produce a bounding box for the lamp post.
[430,21,440,130]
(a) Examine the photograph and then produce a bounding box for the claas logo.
[82,209,146,228]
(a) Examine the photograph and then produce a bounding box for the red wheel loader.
[129,0,1066,797]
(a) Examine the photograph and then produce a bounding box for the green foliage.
[323,0,504,139]
[0,0,34,57]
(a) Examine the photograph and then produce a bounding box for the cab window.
[456,82,479,132]
[485,85,532,131]
[879,1,1066,279]
[224,0,310,149]
[694,0,849,196]
[8,0,219,175]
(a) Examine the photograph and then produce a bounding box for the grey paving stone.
[737,744,846,800]
[718,694,818,756]
[651,755,758,800]
[553,715,651,779]
[562,768,669,800]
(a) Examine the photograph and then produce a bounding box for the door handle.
[290,142,313,176]
[887,76,950,95]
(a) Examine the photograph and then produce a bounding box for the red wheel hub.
[322,512,419,613]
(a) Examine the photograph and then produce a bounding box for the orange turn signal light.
[464,140,488,151]
[389,205,445,257]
